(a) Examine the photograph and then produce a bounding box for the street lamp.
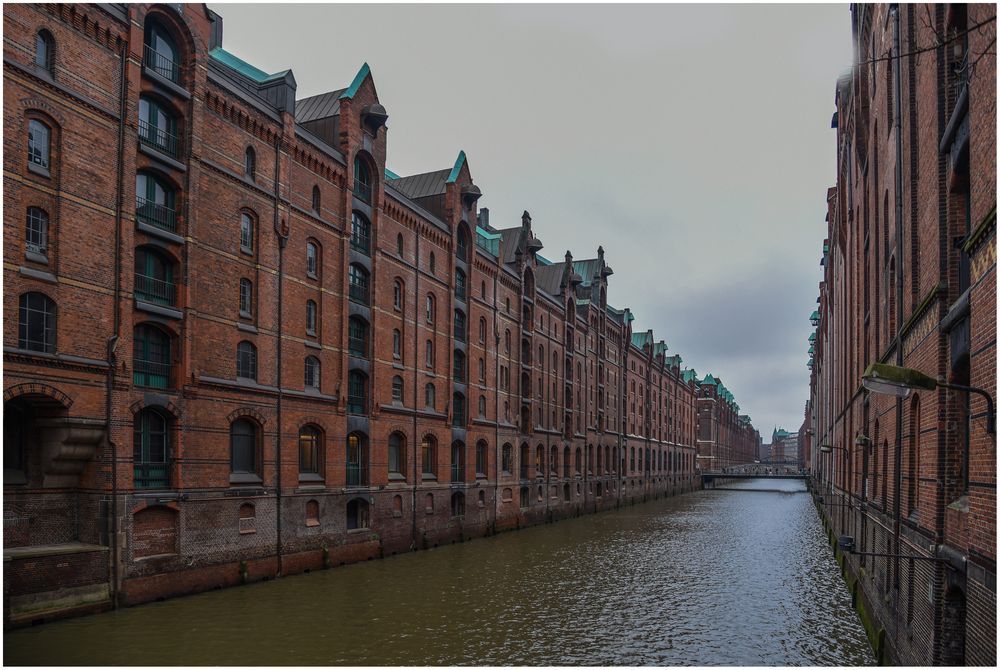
[862,363,995,434]
[819,444,848,454]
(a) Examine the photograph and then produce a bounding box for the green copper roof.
[209,47,288,83]
[808,332,816,342]
[384,168,401,180]
[536,255,553,266]
[446,150,466,184]
[653,341,668,357]
[682,368,697,383]
[701,374,716,386]
[339,63,371,99]
[810,310,820,321]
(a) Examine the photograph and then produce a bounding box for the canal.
[4,479,873,666]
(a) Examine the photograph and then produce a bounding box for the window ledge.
[298,473,324,483]
[421,474,437,482]
[136,221,184,244]
[27,163,51,179]
[19,265,57,285]
[24,250,49,265]
[229,473,263,485]
[141,65,191,100]
[304,339,322,350]
[138,142,186,172]
[237,322,257,333]
[305,519,320,527]
[388,473,406,482]
[136,300,183,320]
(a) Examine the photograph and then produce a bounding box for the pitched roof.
[535,262,567,296]
[572,259,601,286]
[296,89,346,122]
[209,47,289,83]
[389,168,450,199]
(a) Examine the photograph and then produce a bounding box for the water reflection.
[4,479,873,666]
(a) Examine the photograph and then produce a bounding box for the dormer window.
[143,20,180,84]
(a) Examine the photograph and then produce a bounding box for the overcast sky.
[220,2,853,439]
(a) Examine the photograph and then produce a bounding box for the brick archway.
[4,383,73,408]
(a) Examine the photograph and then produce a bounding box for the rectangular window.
[28,120,50,169]
[240,214,254,254]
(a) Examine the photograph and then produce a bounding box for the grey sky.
[220,2,852,438]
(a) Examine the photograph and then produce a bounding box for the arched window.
[347,370,367,414]
[298,425,322,476]
[27,119,51,170]
[425,294,436,324]
[421,435,437,476]
[306,241,319,278]
[535,445,544,475]
[453,349,466,382]
[245,146,256,180]
[450,491,465,517]
[502,443,513,473]
[348,264,370,304]
[392,329,402,359]
[391,375,404,403]
[134,408,170,488]
[346,498,370,530]
[346,432,368,486]
[504,329,511,354]
[239,278,253,317]
[18,292,55,353]
[353,156,372,202]
[563,446,571,477]
[35,30,54,74]
[136,171,177,233]
[134,324,172,389]
[348,316,369,358]
[425,383,436,409]
[143,19,180,83]
[230,418,259,476]
[240,211,255,254]
[452,392,466,427]
[456,226,469,263]
[429,252,436,274]
[135,247,175,306]
[451,441,465,482]
[425,339,435,368]
[907,395,920,519]
[478,395,487,417]
[350,212,371,255]
[25,207,49,258]
[453,309,466,342]
[396,233,404,256]
[455,268,467,301]
[306,300,318,335]
[304,356,320,389]
[388,432,406,477]
[478,357,485,382]
[139,96,179,158]
[236,340,257,380]
[479,317,487,343]
[311,185,321,213]
[393,279,403,311]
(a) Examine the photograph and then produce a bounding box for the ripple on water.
[5,481,873,666]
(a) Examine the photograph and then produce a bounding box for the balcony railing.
[347,394,366,415]
[136,196,178,233]
[350,231,370,255]
[143,44,180,84]
[134,358,171,389]
[346,463,368,487]
[138,119,181,160]
[353,180,372,203]
[348,282,369,305]
[348,337,368,358]
[135,461,171,489]
[135,272,176,306]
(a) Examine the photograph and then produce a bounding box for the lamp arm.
[938,381,996,434]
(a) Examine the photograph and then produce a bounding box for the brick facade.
[3,3,758,624]
[809,4,995,665]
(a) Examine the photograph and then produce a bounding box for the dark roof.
[296,89,345,122]
[499,227,523,265]
[535,262,567,296]
[572,259,601,286]
[389,168,450,200]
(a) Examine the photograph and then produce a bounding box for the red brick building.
[2,3,757,624]
[809,3,995,665]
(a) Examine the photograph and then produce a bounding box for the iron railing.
[135,461,171,489]
[135,272,176,306]
[346,464,368,487]
[134,358,171,389]
[135,196,178,233]
[138,119,181,159]
[353,180,372,203]
[348,281,369,305]
[143,44,180,84]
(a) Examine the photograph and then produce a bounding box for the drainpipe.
[891,4,905,589]
[273,138,287,577]
[411,232,420,548]
[107,37,129,608]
